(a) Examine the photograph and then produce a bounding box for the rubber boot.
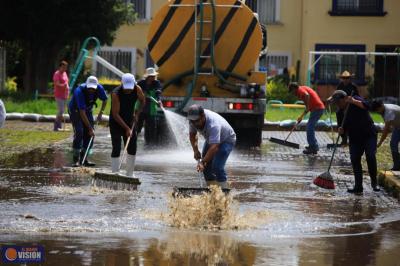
[80,150,96,167]
[72,149,81,167]
[125,154,136,178]
[111,157,120,173]
[391,152,400,171]
[206,180,218,187]
[218,181,228,189]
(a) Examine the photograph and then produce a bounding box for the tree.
[0,0,136,93]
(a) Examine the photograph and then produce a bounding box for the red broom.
[313,93,352,189]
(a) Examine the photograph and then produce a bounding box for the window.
[330,0,386,16]
[128,0,151,20]
[261,51,291,76]
[246,0,280,24]
[314,44,366,85]
[93,47,136,79]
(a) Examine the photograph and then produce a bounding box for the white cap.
[122,73,136,90]
[143,67,159,78]
[86,76,98,89]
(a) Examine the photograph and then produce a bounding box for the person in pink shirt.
[53,61,69,131]
[289,82,325,155]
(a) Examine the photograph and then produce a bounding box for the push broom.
[269,111,306,149]
[173,160,230,197]
[92,122,140,189]
[313,98,351,189]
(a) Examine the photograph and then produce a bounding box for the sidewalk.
[378,170,400,199]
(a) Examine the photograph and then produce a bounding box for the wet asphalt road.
[1,126,400,266]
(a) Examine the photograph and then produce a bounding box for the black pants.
[349,135,378,190]
[110,127,137,158]
[137,112,157,145]
[336,109,347,144]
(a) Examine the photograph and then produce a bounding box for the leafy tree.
[0,0,136,93]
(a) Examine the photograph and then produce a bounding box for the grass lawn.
[0,128,70,162]
[3,98,111,116]
[265,107,384,123]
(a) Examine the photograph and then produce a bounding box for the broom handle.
[326,92,353,172]
[119,122,136,170]
[197,159,204,188]
[284,111,305,141]
[81,119,99,165]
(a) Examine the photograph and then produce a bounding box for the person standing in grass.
[109,73,145,177]
[53,61,69,131]
[370,100,400,171]
[68,76,107,167]
[288,82,325,155]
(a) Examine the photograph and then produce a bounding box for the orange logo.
[5,248,17,261]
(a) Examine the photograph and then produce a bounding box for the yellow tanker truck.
[148,0,267,146]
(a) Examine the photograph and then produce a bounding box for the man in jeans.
[289,82,325,155]
[370,100,400,170]
[188,105,236,189]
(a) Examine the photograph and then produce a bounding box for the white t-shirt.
[0,99,5,128]
[189,109,236,144]
[383,104,400,129]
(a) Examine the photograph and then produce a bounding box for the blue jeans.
[307,109,324,150]
[202,142,234,182]
[390,128,400,154]
[69,109,94,151]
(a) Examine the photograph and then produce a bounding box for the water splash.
[164,185,275,230]
[163,110,192,150]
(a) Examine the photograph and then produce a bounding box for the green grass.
[3,98,111,115]
[0,129,70,162]
[265,107,384,123]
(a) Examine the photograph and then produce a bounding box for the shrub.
[5,77,17,92]
[266,79,297,103]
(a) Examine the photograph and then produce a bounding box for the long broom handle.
[326,92,354,172]
[197,159,204,188]
[81,118,100,165]
[118,121,136,170]
[284,111,306,141]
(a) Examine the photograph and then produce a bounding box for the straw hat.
[339,71,355,78]
[143,67,159,78]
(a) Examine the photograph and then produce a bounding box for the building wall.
[112,0,400,85]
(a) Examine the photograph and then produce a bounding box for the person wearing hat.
[68,75,108,167]
[288,82,325,155]
[187,104,236,189]
[335,71,359,145]
[136,67,163,145]
[328,90,380,193]
[109,73,145,177]
[370,100,400,171]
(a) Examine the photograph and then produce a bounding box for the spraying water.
[163,109,192,150]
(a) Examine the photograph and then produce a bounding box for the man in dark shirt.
[328,90,380,194]
[335,71,359,145]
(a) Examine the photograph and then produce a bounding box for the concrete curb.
[378,170,400,199]
[5,113,109,123]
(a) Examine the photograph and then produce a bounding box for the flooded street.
[1,127,400,265]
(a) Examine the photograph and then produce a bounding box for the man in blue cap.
[187,104,236,189]
[68,76,108,167]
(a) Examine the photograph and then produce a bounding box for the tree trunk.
[23,42,60,94]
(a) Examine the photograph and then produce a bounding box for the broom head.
[172,187,230,198]
[269,137,300,149]
[313,171,335,189]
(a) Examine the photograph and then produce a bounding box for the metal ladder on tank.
[194,0,213,76]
